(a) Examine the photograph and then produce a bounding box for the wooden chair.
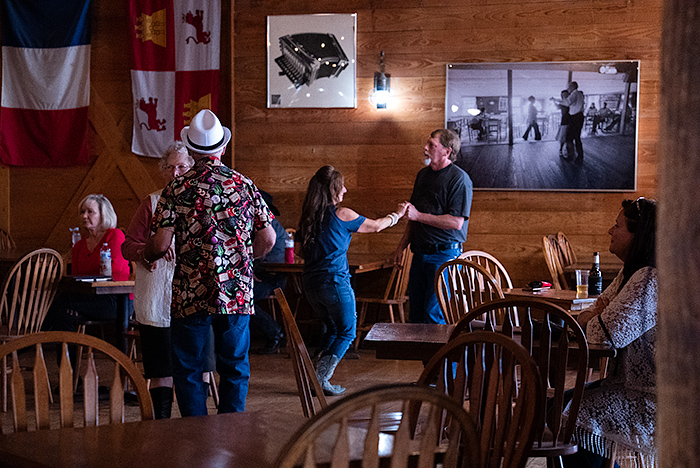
[435,258,504,324]
[459,250,514,290]
[0,331,153,432]
[274,288,327,418]
[354,246,413,352]
[451,298,590,467]
[556,231,577,267]
[1,248,64,412]
[543,235,569,290]
[417,331,540,468]
[0,229,15,253]
[274,383,480,468]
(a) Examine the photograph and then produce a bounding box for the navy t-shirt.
[303,206,365,282]
[409,163,473,247]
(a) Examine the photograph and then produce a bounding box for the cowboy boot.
[315,354,346,396]
[149,386,173,419]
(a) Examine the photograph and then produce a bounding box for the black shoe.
[574,156,584,164]
[255,333,286,355]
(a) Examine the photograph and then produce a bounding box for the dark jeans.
[522,121,541,140]
[250,276,284,341]
[566,112,585,159]
[171,314,250,417]
[303,276,356,359]
[407,248,461,324]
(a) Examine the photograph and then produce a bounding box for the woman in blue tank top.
[298,166,407,396]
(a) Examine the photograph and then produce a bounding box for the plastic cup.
[575,269,589,299]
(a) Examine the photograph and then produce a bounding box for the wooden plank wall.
[2,0,661,289]
[234,0,662,287]
[3,1,232,256]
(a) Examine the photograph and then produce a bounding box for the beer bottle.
[589,251,603,296]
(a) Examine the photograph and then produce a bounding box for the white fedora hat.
[181,109,232,154]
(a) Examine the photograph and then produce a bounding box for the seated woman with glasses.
[565,197,657,468]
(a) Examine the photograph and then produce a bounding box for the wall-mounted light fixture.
[369,51,390,109]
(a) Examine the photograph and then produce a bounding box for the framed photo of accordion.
[267,13,357,108]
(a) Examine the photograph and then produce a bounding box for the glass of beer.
[575,269,589,299]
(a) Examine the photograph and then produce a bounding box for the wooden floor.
[457,132,636,191]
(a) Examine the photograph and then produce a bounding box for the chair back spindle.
[1,331,153,432]
[435,258,504,324]
[274,288,327,417]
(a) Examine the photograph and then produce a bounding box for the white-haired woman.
[43,194,130,332]
[122,142,194,419]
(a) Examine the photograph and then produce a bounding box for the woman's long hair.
[298,166,344,253]
[620,197,657,291]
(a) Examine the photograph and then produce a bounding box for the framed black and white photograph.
[445,61,640,191]
[267,13,357,108]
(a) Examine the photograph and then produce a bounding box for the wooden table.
[364,322,615,363]
[0,411,303,468]
[59,278,135,353]
[259,254,391,275]
[503,288,596,311]
[364,323,455,361]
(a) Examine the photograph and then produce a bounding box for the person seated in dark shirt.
[251,191,288,354]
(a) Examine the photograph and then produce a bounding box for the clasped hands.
[139,245,175,271]
[576,296,610,327]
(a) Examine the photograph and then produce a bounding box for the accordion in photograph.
[275,32,349,88]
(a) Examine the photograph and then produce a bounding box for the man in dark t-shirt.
[394,128,473,324]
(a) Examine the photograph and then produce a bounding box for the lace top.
[572,266,657,466]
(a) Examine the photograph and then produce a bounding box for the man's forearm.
[414,212,465,231]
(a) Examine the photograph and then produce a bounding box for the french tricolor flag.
[0,0,91,167]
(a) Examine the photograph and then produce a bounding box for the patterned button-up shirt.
[152,156,273,318]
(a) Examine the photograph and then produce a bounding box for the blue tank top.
[303,206,365,282]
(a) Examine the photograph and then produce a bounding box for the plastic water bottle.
[70,227,81,246]
[99,243,112,277]
[284,233,295,264]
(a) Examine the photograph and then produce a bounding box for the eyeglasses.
[634,197,645,213]
[165,164,191,172]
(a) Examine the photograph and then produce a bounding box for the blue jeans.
[171,314,250,416]
[303,276,356,359]
[408,249,461,324]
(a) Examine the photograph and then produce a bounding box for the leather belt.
[411,243,462,255]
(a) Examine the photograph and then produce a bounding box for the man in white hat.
[145,109,276,416]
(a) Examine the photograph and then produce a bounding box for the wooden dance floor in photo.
[458,134,636,191]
